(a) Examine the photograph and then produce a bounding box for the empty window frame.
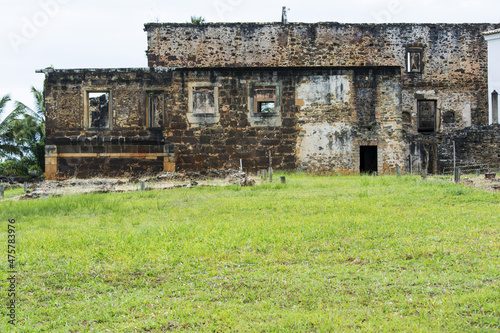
[417,100,436,132]
[192,87,216,114]
[88,92,110,128]
[147,92,163,127]
[492,90,499,124]
[402,111,412,125]
[442,111,455,125]
[407,49,422,73]
[254,87,276,114]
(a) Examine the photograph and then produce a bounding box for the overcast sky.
[1,0,500,112]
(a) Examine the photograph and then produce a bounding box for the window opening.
[88,92,109,128]
[148,92,163,127]
[417,100,436,132]
[254,87,276,114]
[192,87,215,114]
[258,102,275,113]
[442,111,455,125]
[407,50,422,73]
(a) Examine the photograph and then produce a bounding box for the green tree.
[12,87,46,172]
[0,94,24,159]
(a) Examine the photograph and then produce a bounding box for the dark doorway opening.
[360,146,378,174]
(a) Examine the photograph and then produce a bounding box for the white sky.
[1,0,499,113]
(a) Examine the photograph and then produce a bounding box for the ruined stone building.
[484,28,500,124]
[40,22,500,179]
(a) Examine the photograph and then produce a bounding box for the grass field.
[1,174,499,332]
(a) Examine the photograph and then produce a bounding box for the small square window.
[88,92,109,128]
[407,50,422,73]
[254,87,276,114]
[247,83,282,127]
[192,87,215,114]
[258,102,275,113]
[187,83,219,127]
[442,111,455,125]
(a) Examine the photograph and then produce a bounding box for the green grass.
[0,186,25,200]
[1,174,499,332]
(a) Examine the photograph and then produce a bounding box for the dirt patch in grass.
[8,169,260,200]
[457,174,500,193]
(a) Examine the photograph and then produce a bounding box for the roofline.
[144,22,499,30]
[36,66,402,74]
[35,67,176,74]
[483,28,500,36]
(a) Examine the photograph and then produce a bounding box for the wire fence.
[442,164,490,175]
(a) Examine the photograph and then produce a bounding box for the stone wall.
[42,68,176,179]
[41,22,500,179]
[294,68,404,173]
[404,124,500,175]
[42,67,403,178]
[145,22,499,127]
[438,124,500,172]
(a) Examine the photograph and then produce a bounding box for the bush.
[0,156,37,177]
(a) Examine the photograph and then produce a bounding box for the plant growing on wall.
[189,16,206,24]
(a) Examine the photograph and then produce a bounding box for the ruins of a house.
[39,21,500,179]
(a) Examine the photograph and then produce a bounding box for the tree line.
[0,87,45,178]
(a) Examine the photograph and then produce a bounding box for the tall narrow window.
[407,49,422,73]
[417,100,436,132]
[88,92,109,128]
[492,90,499,124]
[147,92,163,127]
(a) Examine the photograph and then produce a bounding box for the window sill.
[191,113,218,118]
[85,127,111,131]
[251,112,279,118]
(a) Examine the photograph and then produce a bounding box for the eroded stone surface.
[39,22,500,178]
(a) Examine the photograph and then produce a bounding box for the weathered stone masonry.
[146,22,497,127]
[42,67,402,178]
[41,22,500,179]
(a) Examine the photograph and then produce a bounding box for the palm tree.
[0,94,24,159]
[14,86,45,123]
[12,87,46,171]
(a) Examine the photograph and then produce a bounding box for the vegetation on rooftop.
[189,16,206,24]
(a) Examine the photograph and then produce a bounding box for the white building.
[483,29,500,124]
